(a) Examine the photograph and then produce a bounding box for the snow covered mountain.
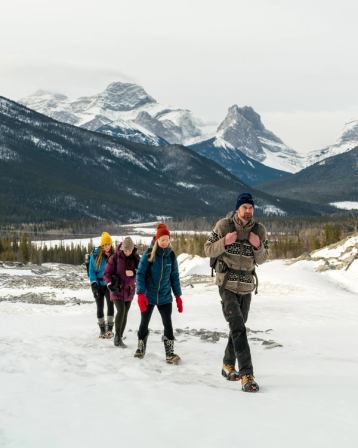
[0,95,232,222]
[306,120,358,166]
[189,136,289,186]
[259,146,358,205]
[20,82,207,147]
[190,105,305,174]
[19,82,302,177]
[23,81,358,178]
[0,96,337,223]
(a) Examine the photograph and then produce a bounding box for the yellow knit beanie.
[100,231,112,246]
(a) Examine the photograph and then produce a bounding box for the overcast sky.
[1,0,357,152]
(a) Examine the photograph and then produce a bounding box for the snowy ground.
[1,241,358,447]
[330,201,358,210]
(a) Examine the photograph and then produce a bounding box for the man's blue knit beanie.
[236,192,254,210]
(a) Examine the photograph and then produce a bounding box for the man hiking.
[204,192,268,392]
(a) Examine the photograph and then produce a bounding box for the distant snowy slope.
[306,120,358,165]
[258,147,358,205]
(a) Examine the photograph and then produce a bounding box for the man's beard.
[243,213,252,220]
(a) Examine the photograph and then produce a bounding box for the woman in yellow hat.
[88,232,115,338]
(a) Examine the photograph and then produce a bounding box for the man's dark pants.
[219,286,253,376]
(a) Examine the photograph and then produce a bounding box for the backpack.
[210,220,259,277]
[84,248,96,277]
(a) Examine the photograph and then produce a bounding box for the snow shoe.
[98,323,106,339]
[134,335,147,359]
[105,322,114,339]
[221,364,240,381]
[163,337,181,364]
[241,374,259,392]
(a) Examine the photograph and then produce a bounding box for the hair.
[95,245,114,269]
[148,241,158,263]
[148,238,172,263]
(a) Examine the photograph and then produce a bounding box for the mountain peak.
[210,103,303,172]
[19,90,70,118]
[341,120,358,142]
[30,90,68,101]
[216,104,264,159]
[96,81,157,111]
[220,105,264,129]
[237,106,265,131]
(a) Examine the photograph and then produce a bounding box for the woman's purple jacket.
[103,246,140,302]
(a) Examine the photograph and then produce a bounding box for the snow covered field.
[32,221,209,249]
[1,238,358,448]
[330,201,358,210]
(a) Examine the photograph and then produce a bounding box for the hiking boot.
[114,332,120,346]
[118,338,127,348]
[105,322,114,339]
[241,374,259,392]
[134,335,148,359]
[98,323,106,338]
[221,364,240,381]
[163,337,181,364]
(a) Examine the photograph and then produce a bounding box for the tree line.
[0,220,351,266]
[0,234,91,265]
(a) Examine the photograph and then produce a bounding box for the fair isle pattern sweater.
[204,214,269,294]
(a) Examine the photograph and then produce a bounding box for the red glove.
[138,293,149,313]
[175,296,183,313]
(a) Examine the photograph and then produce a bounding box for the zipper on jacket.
[157,252,165,305]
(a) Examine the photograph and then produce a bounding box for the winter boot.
[105,322,114,339]
[114,332,121,346]
[241,374,259,392]
[118,337,127,348]
[134,335,148,359]
[114,333,128,348]
[98,322,106,339]
[163,337,181,364]
[221,364,240,381]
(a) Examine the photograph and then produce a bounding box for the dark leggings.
[95,285,114,319]
[114,300,131,336]
[138,302,174,340]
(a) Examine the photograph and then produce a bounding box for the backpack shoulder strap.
[229,218,236,233]
[110,252,117,273]
[144,248,153,282]
[251,222,259,234]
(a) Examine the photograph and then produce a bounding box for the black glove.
[91,282,100,300]
[107,276,120,292]
[106,283,117,292]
